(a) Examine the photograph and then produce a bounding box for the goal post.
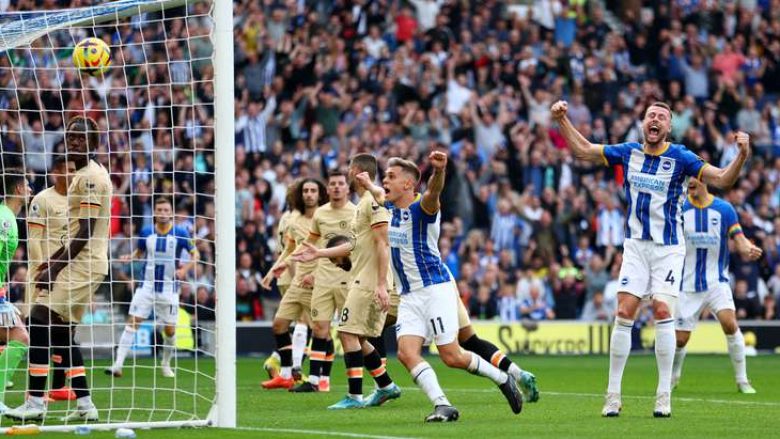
[211,0,236,429]
[0,0,235,432]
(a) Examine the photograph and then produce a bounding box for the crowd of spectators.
[2,0,780,327]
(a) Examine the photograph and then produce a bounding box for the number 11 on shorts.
[430,317,444,335]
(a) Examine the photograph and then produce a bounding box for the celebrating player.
[261,178,326,390]
[363,153,522,422]
[293,154,402,409]
[550,100,751,417]
[26,155,78,401]
[672,177,762,393]
[290,171,355,393]
[0,170,31,414]
[357,159,540,405]
[7,115,112,422]
[105,196,198,379]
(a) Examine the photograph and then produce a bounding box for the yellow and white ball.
[72,37,111,76]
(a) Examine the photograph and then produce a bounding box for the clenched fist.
[735,131,751,157]
[550,100,568,121]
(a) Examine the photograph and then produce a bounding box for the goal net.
[0,0,235,432]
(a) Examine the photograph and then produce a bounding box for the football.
[72,37,111,76]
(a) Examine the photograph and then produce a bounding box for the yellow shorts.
[388,287,400,318]
[275,284,312,321]
[338,287,387,338]
[40,266,105,324]
[311,282,348,322]
[278,283,289,297]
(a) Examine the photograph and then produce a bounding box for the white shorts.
[618,239,685,299]
[676,284,735,332]
[128,289,179,326]
[396,282,458,346]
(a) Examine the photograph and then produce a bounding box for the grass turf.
[2,354,778,438]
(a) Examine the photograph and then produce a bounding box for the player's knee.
[163,326,176,338]
[721,320,739,335]
[653,294,676,320]
[676,331,690,348]
[457,325,475,343]
[439,347,467,369]
[271,319,288,334]
[312,321,329,338]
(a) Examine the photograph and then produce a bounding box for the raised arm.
[699,131,750,190]
[372,223,390,312]
[421,151,447,215]
[355,172,386,205]
[551,100,605,164]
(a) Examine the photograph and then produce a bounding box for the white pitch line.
[238,426,420,439]
[243,385,780,407]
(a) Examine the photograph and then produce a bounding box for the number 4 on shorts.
[665,270,675,285]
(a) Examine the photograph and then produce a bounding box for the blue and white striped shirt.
[682,197,742,293]
[138,225,195,295]
[386,196,451,295]
[601,142,706,245]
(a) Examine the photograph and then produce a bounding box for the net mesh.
[0,0,217,427]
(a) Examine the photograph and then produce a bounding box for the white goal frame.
[0,0,235,432]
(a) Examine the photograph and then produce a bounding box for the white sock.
[292,323,308,369]
[309,375,320,386]
[271,351,280,361]
[466,351,507,385]
[411,361,450,407]
[162,334,176,366]
[655,318,676,394]
[607,318,634,394]
[113,326,137,370]
[77,395,93,410]
[507,363,523,381]
[672,346,686,381]
[726,330,748,383]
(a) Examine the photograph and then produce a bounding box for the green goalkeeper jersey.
[0,203,18,289]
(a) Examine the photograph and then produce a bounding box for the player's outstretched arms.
[700,131,751,190]
[550,100,604,164]
[421,151,446,215]
[356,172,386,205]
[292,241,351,263]
[735,233,763,261]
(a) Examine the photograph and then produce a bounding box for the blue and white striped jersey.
[137,224,195,295]
[601,142,706,245]
[386,195,451,295]
[681,197,742,293]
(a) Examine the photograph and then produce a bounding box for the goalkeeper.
[6,116,112,422]
[0,171,31,414]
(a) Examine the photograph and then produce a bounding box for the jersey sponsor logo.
[388,230,409,246]
[685,232,719,247]
[628,174,668,193]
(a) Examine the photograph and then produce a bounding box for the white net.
[0,0,220,430]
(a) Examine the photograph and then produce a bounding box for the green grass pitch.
[2,354,778,438]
